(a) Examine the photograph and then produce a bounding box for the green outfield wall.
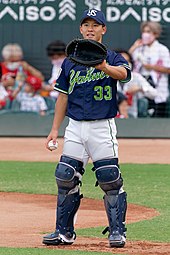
[0,112,170,138]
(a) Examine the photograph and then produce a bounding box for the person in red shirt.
[1,43,44,80]
[1,43,45,103]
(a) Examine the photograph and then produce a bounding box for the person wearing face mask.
[42,40,66,100]
[1,43,44,81]
[129,21,170,117]
[0,43,45,104]
[116,49,157,118]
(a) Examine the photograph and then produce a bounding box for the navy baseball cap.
[80,9,106,26]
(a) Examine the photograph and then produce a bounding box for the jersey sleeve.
[112,53,131,83]
[54,59,69,94]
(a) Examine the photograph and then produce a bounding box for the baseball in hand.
[48,140,58,151]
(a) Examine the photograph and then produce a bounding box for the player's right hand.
[45,129,58,150]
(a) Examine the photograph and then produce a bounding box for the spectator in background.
[0,82,8,110]
[116,91,129,119]
[42,40,66,100]
[13,76,48,116]
[1,72,24,103]
[129,21,170,117]
[0,65,8,109]
[116,50,157,118]
[1,43,44,80]
[1,43,45,104]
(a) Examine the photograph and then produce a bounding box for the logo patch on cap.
[87,9,98,17]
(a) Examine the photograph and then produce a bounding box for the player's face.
[80,19,106,42]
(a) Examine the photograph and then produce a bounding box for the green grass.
[0,161,170,244]
[0,162,57,194]
[0,248,116,255]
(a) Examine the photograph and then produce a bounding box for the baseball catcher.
[43,8,131,248]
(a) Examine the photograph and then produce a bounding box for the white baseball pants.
[63,118,119,167]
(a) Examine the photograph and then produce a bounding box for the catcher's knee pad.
[103,191,127,236]
[55,155,85,194]
[93,158,123,194]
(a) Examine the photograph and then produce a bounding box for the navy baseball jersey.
[54,50,131,121]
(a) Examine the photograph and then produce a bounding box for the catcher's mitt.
[65,38,107,67]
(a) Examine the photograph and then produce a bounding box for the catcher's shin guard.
[43,156,84,246]
[56,190,82,235]
[42,191,80,246]
[55,156,84,235]
[103,191,127,247]
[93,158,127,247]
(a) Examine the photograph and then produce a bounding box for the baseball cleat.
[109,230,126,248]
[42,230,76,246]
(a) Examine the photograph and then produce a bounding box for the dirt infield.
[0,137,170,163]
[0,138,170,254]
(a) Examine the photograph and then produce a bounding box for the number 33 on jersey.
[54,50,131,121]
